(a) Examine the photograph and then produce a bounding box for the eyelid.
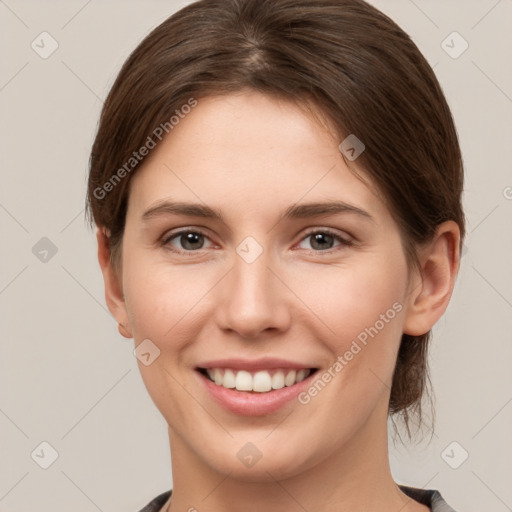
[299,226,353,242]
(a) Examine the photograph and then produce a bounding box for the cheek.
[121,257,213,417]
[123,257,210,342]
[290,255,407,346]
[289,254,408,412]
[286,260,407,444]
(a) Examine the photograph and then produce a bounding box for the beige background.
[1,0,511,511]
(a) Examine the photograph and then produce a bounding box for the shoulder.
[136,489,172,512]
[399,485,459,512]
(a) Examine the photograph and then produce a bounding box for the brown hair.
[86,0,465,433]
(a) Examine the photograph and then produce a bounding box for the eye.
[160,227,353,256]
[161,229,213,254]
[297,229,353,252]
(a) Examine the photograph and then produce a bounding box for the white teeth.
[296,369,308,382]
[235,370,252,391]
[223,369,236,388]
[214,368,223,386]
[271,371,285,390]
[284,369,296,386]
[253,371,272,392]
[203,368,312,392]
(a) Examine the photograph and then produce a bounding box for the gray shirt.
[137,486,458,511]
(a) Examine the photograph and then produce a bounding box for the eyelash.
[160,227,354,256]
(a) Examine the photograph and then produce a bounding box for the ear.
[402,221,461,336]
[96,227,133,339]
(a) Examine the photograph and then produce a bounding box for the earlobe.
[402,221,461,336]
[96,227,133,339]
[117,322,132,338]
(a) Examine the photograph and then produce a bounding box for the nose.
[214,246,292,339]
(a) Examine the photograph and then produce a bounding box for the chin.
[198,435,318,483]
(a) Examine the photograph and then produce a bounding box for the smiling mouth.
[197,367,319,393]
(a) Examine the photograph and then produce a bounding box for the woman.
[87,0,464,510]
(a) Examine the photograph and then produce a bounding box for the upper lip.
[195,357,316,371]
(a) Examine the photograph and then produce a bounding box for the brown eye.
[162,230,212,254]
[297,229,353,252]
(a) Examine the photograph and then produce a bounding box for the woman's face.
[115,90,417,480]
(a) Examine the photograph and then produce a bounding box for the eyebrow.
[141,200,373,223]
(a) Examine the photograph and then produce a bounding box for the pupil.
[182,232,202,250]
[312,233,333,250]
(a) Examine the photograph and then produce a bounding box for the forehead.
[127,91,387,223]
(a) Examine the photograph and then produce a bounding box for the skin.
[97,90,460,512]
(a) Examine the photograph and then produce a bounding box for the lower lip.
[196,370,317,416]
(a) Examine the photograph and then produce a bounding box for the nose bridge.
[216,238,290,337]
[234,247,273,300]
